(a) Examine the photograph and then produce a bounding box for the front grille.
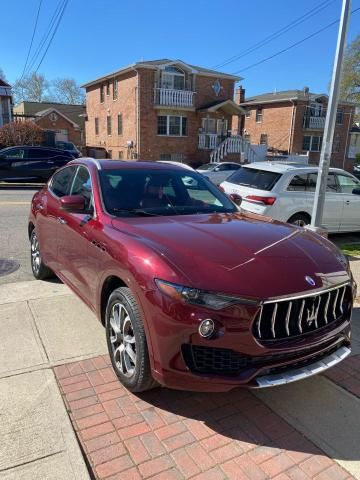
[182,341,343,377]
[253,283,352,342]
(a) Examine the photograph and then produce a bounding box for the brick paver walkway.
[55,355,353,480]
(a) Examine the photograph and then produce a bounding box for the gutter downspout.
[342,108,352,169]
[288,100,296,154]
[132,67,140,160]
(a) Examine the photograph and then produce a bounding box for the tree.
[0,68,7,82]
[340,35,360,103]
[12,73,51,104]
[52,77,85,104]
[0,121,43,147]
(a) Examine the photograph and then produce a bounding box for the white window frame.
[158,115,187,136]
[160,66,185,90]
[303,135,322,152]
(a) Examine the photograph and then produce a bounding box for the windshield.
[227,167,282,191]
[197,163,218,171]
[100,169,237,217]
[56,142,75,149]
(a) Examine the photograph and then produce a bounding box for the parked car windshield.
[197,163,218,171]
[56,141,76,150]
[226,167,282,191]
[100,169,237,217]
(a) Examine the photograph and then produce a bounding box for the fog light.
[199,319,215,338]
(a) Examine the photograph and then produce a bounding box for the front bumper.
[141,283,353,392]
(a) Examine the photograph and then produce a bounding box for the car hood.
[111,212,349,299]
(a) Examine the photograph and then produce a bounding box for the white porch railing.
[304,116,326,129]
[154,88,195,107]
[198,133,220,149]
[209,135,259,163]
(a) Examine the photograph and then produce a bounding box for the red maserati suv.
[29,158,355,392]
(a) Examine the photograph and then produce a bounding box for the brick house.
[13,101,86,146]
[82,59,245,163]
[0,79,12,127]
[238,89,357,170]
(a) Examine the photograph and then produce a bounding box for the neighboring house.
[0,79,12,127]
[13,101,86,146]
[239,88,357,171]
[82,59,245,163]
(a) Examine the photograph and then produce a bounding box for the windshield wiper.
[111,208,159,217]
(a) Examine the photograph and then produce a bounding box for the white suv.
[220,162,360,233]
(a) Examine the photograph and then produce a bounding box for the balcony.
[154,88,195,108]
[198,133,221,149]
[303,116,325,129]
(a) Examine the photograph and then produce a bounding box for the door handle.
[57,217,67,224]
[345,200,350,205]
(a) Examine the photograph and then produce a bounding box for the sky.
[1,0,359,97]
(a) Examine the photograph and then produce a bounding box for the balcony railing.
[303,116,325,129]
[154,88,195,108]
[198,133,221,149]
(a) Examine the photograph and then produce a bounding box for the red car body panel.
[29,160,355,391]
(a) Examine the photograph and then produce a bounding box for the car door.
[36,165,78,270]
[0,147,27,180]
[307,172,343,233]
[336,173,360,232]
[56,165,100,301]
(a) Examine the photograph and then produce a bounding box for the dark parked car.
[29,159,355,392]
[0,146,74,183]
[55,141,81,158]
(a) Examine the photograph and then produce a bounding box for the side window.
[5,148,26,159]
[307,173,318,192]
[287,174,308,191]
[337,174,360,194]
[70,167,93,209]
[50,166,77,197]
[30,149,49,159]
[326,173,338,192]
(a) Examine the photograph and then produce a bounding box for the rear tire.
[30,230,53,280]
[105,287,157,392]
[287,213,310,228]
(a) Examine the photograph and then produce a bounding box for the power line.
[25,0,67,76]
[20,0,43,80]
[34,0,69,74]
[212,0,335,69]
[231,6,360,75]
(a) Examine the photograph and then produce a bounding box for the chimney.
[235,85,245,104]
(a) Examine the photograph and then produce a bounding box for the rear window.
[226,167,282,191]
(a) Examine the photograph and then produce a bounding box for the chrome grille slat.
[271,303,278,339]
[254,283,351,342]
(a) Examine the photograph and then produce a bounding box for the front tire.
[30,230,53,280]
[105,287,157,392]
[287,213,310,228]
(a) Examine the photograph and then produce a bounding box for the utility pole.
[310,0,352,233]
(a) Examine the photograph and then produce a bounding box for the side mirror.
[229,193,242,206]
[60,195,86,213]
[352,188,360,195]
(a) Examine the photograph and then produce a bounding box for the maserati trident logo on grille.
[306,299,320,326]
[305,275,316,286]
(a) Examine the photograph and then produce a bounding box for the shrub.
[0,121,43,147]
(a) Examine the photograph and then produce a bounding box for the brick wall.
[35,114,83,146]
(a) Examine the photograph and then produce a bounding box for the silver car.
[197,162,242,185]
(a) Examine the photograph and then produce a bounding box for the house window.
[100,85,104,103]
[332,133,341,153]
[118,151,123,159]
[106,81,110,96]
[303,135,322,152]
[201,118,216,134]
[107,115,112,135]
[256,108,263,123]
[95,117,99,135]
[117,114,123,135]
[157,115,187,136]
[245,109,251,118]
[113,79,118,100]
[260,133,268,145]
[336,109,343,124]
[160,66,185,90]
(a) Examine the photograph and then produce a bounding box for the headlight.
[155,279,258,310]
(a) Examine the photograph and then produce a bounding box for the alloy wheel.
[293,219,307,227]
[31,233,41,274]
[109,302,136,377]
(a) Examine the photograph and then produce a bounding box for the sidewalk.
[0,279,359,479]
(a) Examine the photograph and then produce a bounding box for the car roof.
[242,162,347,175]
[72,158,191,171]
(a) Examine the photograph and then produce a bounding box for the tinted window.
[337,174,360,193]
[5,148,26,159]
[227,167,281,191]
[99,169,236,216]
[29,149,51,159]
[198,163,217,171]
[50,166,77,197]
[70,167,93,209]
[287,174,307,191]
[326,173,338,192]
